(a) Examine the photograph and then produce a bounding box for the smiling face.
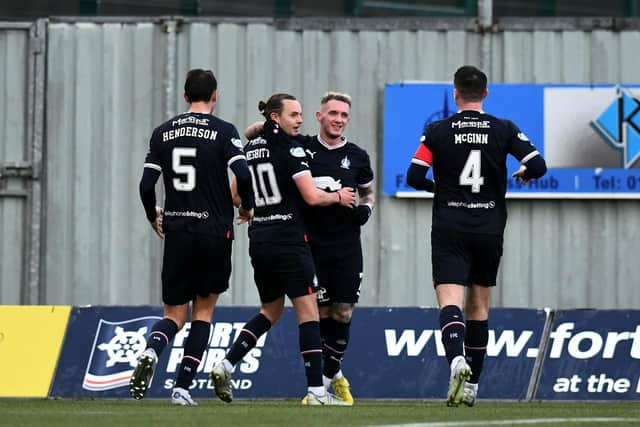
[271,99,303,136]
[316,99,350,140]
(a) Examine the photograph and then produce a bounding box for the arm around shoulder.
[294,173,355,207]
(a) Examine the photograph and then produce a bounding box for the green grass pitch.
[1,399,639,427]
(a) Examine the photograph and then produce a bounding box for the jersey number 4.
[249,163,282,207]
[459,150,484,193]
[172,147,196,191]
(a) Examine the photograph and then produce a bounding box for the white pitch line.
[371,418,639,427]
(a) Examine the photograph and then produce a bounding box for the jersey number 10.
[249,163,282,207]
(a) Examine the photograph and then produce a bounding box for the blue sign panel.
[50,306,308,399]
[535,310,640,400]
[351,307,548,399]
[384,83,640,198]
[50,306,547,400]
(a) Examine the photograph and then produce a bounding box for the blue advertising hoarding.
[50,306,548,400]
[535,310,640,400]
[384,83,640,198]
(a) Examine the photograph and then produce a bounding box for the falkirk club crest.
[340,155,351,170]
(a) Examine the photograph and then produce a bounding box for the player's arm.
[244,121,264,139]
[406,134,436,192]
[229,177,242,208]
[350,185,375,226]
[508,124,548,184]
[352,152,376,226]
[139,166,164,239]
[512,152,547,184]
[229,158,255,210]
[294,171,355,207]
[224,125,255,223]
[406,163,435,192]
[140,132,165,239]
[229,159,255,224]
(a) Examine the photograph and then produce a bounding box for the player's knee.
[330,303,353,323]
[465,301,489,319]
[260,304,284,324]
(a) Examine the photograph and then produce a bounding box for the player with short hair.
[300,92,374,405]
[131,68,254,406]
[406,65,547,406]
[210,93,355,406]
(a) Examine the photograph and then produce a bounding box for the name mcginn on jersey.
[454,133,489,144]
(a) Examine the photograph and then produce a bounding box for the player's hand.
[337,187,356,208]
[512,165,531,185]
[151,206,164,239]
[351,205,372,226]
[244,121,264,139]
[237,207,254,225]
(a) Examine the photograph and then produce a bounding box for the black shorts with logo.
[431,227,503,287]
[249,242,318,303]
[311,240,363,306]
[162,231,232,305]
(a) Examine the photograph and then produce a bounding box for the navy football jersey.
[246,123,311,243]
[144,112,246,238]
[411,110,540,235]
[297,135,374,245]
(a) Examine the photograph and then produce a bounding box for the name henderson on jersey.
[162,126,219,142]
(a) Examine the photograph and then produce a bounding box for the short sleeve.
[357,149,374,188]
[505,120,540,163]
[411,126,434,167]
[223,124,248,167]
[285,140,311,179]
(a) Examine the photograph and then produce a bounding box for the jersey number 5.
[172,147,196,191]
[249,163,282,207]
[459,150,484,193]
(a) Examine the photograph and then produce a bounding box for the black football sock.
[226,313,272,366]
[146,318,179,356]
[319,316,332,346]
[322,317,350,379]
[175,320,210,389]
[299,321,323,388]
[439,305,466,365]
[465,320,489,384]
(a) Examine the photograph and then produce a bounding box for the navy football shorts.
[431,227,503,287]
[310,240,363,306]
[162,231,231,305]
[249,242,318,303]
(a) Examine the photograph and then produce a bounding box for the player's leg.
[170,293,220,406]
[462,285,491,407]
[320,241,361,405]
[286,244,348,406]
[432,227,472,406]
[130,304,187,400]
[172,235,231,406]
[130,231,190,400]
[293,293,347,406]
[211,241,283,403]
[463,232,501,406]
[212,297,283,403]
